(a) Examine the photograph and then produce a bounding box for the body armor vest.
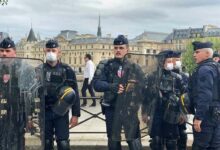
[44,64,67,104]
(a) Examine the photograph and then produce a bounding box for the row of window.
[21,44,140,52]
[146,49,157,54]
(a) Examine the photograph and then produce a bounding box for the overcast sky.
[1,0,220,42]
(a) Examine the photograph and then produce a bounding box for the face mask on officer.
[165,63,174,71]
[46,52,57,62]
[175,61,182,69]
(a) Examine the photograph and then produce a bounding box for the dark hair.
[85,54,92,60]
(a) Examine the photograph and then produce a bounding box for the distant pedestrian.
[81,54,96,107]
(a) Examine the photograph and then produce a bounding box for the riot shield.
[0,57,45,150]
[110,53,158,142]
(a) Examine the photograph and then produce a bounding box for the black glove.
[109,83,119,94]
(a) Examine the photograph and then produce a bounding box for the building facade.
[165,25,220,50]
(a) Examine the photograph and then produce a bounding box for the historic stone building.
[16,17,171,73]
[164,25,220,50]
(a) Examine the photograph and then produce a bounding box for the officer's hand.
[193,119,202,132]
[179,114,187,125]
[69,116,78,129]
[142,113,149,124]
[109,83,119,94]
[26,120,36,135]
[118,84,124,94]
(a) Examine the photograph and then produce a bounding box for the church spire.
[27,23,37,42]
[97,14,102,38]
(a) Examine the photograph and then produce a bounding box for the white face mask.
[46,52,57,62]
[175,61,182,69]
[166,63,174,71]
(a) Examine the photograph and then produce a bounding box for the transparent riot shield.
[0,57,45,150]
[109,53,158,142]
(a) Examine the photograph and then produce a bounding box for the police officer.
[172,51,188,150]
[143,50,187,150]
[0,38,36,150]
[190,41,220,149]
[43,39,80,150]
[213,51,220,63]
[93,35,144,150]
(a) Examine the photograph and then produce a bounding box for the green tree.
[0,0,8,5]
[182,37,220,74]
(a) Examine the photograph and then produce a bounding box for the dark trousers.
[81,78,96,104]
[45,109,69,141]
[192,118,220,150]
[150,106,179,150]
[104,106,142,150]
[178,123,187,150]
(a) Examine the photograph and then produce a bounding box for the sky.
[0,0,220,42]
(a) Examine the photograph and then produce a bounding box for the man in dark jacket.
[190,41,220,149]
[43,39,80,150]
[93,35,145,150]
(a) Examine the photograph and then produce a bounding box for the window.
[69,57,71,64]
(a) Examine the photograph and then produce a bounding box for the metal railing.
[70,96,148,138]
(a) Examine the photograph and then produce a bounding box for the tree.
[182,37,220,74]
[0,0,8,5]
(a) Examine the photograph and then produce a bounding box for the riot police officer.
[0,38,37,150]
[143,50,187,150]
[172,51,189,150]
[93,35,145,150]
[190,41,220,149]
[43,39,80,150]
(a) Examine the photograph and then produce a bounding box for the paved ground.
[25,99,194,149]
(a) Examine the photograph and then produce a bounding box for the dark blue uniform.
[93,58,144,150]
[190,59,220,149]
[145,69,186,150]
[44,62,80,150]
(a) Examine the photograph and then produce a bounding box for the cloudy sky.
[1,0,220,41]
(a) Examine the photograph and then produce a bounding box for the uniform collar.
[198,58,213,65]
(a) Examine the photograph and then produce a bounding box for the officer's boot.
[90,99,96,107]
[178,130,187,150]
[45,139,54,150]
[57,140,70,150]
[166,139,177,150]
[149,136,163,150]
[81,99,87,107]
[108,139,122,150]
[127,138,142,150]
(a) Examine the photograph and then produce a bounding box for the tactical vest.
[159,72,174,93]
[44,63,67,104]
[190,61,220,103]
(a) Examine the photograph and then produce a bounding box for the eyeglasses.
[114,46,126,50]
